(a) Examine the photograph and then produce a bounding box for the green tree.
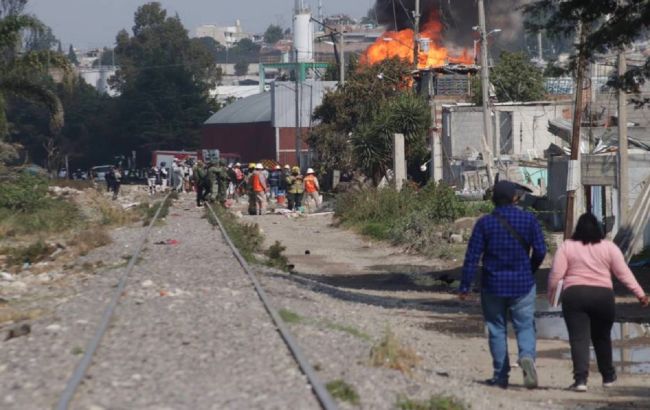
[67,44,78,66]
[524,0,650,102]
[310,57,431,184]
[233,38,259,53]
[234,61,249,76]
[92,47,116,67]
[0,0,68,147]
[471,51,545,104]
[263,24,283,45]
[110,2,218,157]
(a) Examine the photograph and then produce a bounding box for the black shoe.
[568,381,587,392]
[485,378,508,389]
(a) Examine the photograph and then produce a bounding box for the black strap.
[492,212,530,255]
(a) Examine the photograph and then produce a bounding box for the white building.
[196,20,250,48]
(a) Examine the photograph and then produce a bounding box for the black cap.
[493,180,518,203]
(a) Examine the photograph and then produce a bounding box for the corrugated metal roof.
[204,92,271,125]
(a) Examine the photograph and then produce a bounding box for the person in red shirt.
[303,168,320,211]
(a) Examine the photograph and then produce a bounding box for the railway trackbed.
[55,196,335,409]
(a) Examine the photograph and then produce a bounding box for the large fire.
[362,13,474,68]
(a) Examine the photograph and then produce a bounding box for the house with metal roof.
[202,81,337,166]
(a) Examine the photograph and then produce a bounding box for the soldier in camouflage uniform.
[215,159,230,205]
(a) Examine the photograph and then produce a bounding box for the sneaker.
[603,374,617,388]
[485,378,508,389]
[519,357,538,389]
[569,381,588,392]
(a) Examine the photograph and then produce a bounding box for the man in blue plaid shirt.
[459,180,546,389]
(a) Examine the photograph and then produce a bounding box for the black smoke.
[374,0,532,49]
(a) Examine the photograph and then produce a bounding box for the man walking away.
[286,166,304,211]
[146,166,158,195]
[192,160,208,207]
[251,163,268,215]
[459,180,547,389]
[303,168,321,211]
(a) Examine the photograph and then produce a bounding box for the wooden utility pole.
[564,25,587,239]
[618,49,629,225]
[413,0,420,69]
[478,0,495,187]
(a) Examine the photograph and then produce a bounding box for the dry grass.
[0,307,45,325]
[369,327,420,374]
[68,227,112,256]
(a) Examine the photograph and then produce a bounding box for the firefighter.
[286,166,304,211]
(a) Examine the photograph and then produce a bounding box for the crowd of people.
[149,159,322,214]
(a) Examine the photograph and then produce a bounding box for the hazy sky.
[27,0,373,49]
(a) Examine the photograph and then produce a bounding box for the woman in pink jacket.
[548,213,648,392]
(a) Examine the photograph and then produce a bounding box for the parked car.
[91,165,113,181]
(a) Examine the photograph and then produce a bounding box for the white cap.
[306,168,315,174]
[255,163,264,170]
[235,162,241,167]
[284,164,290,169]
[275,165,281,170]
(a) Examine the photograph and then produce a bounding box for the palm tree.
[0,0,67,148]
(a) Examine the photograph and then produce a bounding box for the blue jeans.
[481,285,536,382]
[270,186,279,198]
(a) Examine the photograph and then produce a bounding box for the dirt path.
[240,205,650,409]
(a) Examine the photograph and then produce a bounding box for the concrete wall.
[442,102,573,160]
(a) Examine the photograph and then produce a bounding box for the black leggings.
[562,285,616,383]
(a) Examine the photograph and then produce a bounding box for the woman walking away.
[548,213,648,392]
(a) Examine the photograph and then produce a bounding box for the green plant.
[265,241,289,271]
[205,205,263,263]
[369,327,420,374]
[396,395,465,410]
[326,379,360,405]
[278,308,304,324]
[3,240,54,266]
[0,173,48,212]
[322,321,371,341]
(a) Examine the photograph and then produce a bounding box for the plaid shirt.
[460,205,547,297]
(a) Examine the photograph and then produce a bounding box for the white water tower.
[293,0,314,63]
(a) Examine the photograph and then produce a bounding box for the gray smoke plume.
[374,0,532,49]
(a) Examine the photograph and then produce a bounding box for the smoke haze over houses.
[373,0,533,49]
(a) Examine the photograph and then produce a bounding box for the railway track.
[55,196,337,410]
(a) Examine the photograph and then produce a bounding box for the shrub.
[265,241,289,271]
[0,173,48,212]
[0,198,82,236]
[369,327,420,374]
[326,379,360,405]
[3,241,54,266]
[396,395,465,410]
[205,205,264,263]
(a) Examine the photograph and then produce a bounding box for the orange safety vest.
[251,173,264,192]
[304,175,318,193]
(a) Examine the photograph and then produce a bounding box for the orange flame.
[362,13,474,68]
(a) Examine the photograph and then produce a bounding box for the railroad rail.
[204,203,338,410]
[56,193,172,410]
[55,195,337,410]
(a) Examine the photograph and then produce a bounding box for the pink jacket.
[548,240,646,302]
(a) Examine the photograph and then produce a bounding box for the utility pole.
[618,50,629,225]
[413,0,421,69]
[295,49,302,168]
[564,24,587,239]
[478,0,495,186]
[339,31,345,85]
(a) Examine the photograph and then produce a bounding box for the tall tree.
[524,0,650,101]
[110,2,219,158]
[471,51,546,104]
[67,44,78,65]
[263,24,283,45]
[234,61,249,76]
[0,0,68,144]
[310,57,431,183]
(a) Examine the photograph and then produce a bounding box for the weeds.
[335,183,488,259]
[142,195,173,226]
[326,379,360,405]
[369,327,420,374]
[205,205,264,263]
[3,241,54,266]
[396,395,465,410]
[278,308,304,324]
[265,241,289,271]
[322,321,371,341]
[68,227,112,256]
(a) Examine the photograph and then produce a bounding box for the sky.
[27,0,372,50]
